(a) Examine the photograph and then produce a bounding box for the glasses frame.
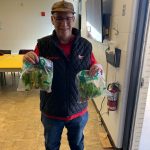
[52,15,74,24]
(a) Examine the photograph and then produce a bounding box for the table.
[0,54,23,72]
[0,54,23,85]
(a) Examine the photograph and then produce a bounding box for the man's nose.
[60,19,68,26]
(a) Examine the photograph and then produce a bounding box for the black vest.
[38,28,92,117]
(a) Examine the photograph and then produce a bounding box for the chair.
[0,50,11,54]
[19,49,33,54]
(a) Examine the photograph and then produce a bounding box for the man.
[23,0,102,150]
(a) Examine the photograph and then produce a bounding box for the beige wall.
[0,0,79,53]
[81,0,137,148]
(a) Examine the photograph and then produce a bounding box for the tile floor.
[0,75,113,150]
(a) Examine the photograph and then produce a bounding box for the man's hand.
[88,64,103,77]
[23,51,39,64]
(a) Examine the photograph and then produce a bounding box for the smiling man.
[23,0,102,150]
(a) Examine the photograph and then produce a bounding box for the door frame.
[122,0,149,149]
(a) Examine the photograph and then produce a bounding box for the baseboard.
[91,99,123,150]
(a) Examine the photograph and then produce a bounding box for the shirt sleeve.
[34,45,39,56]
[91,52,97,65]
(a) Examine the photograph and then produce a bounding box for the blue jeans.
[41,112,88,150]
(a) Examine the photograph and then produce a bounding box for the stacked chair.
[19,49,33,54]
[0,50,11,55]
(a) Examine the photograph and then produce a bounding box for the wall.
[81,0,136,148]
[0,0,79,53]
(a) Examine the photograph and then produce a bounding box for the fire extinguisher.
[107,82,120,111]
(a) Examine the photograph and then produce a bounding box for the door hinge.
[141,78,144,87]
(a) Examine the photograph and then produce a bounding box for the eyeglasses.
[53,16,74,23]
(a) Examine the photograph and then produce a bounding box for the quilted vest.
[38,28,92,117]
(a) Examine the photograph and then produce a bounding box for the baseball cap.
[51,0,75,14]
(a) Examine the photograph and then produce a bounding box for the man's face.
[51,12,75,42]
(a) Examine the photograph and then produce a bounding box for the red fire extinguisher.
[107,82,120,111]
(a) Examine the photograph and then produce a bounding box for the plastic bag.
[76,70,106,103]
[17,57,53,92]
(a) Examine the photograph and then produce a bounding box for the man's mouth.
[59,28,69,31]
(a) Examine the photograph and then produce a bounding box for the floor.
[139,81,150,150]
[0,74,113,150]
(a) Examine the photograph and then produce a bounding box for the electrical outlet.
[122,4,126,16]
[107,109,109,115]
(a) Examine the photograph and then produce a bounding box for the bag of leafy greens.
[76,70,106,103]
[17,57,53,92]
